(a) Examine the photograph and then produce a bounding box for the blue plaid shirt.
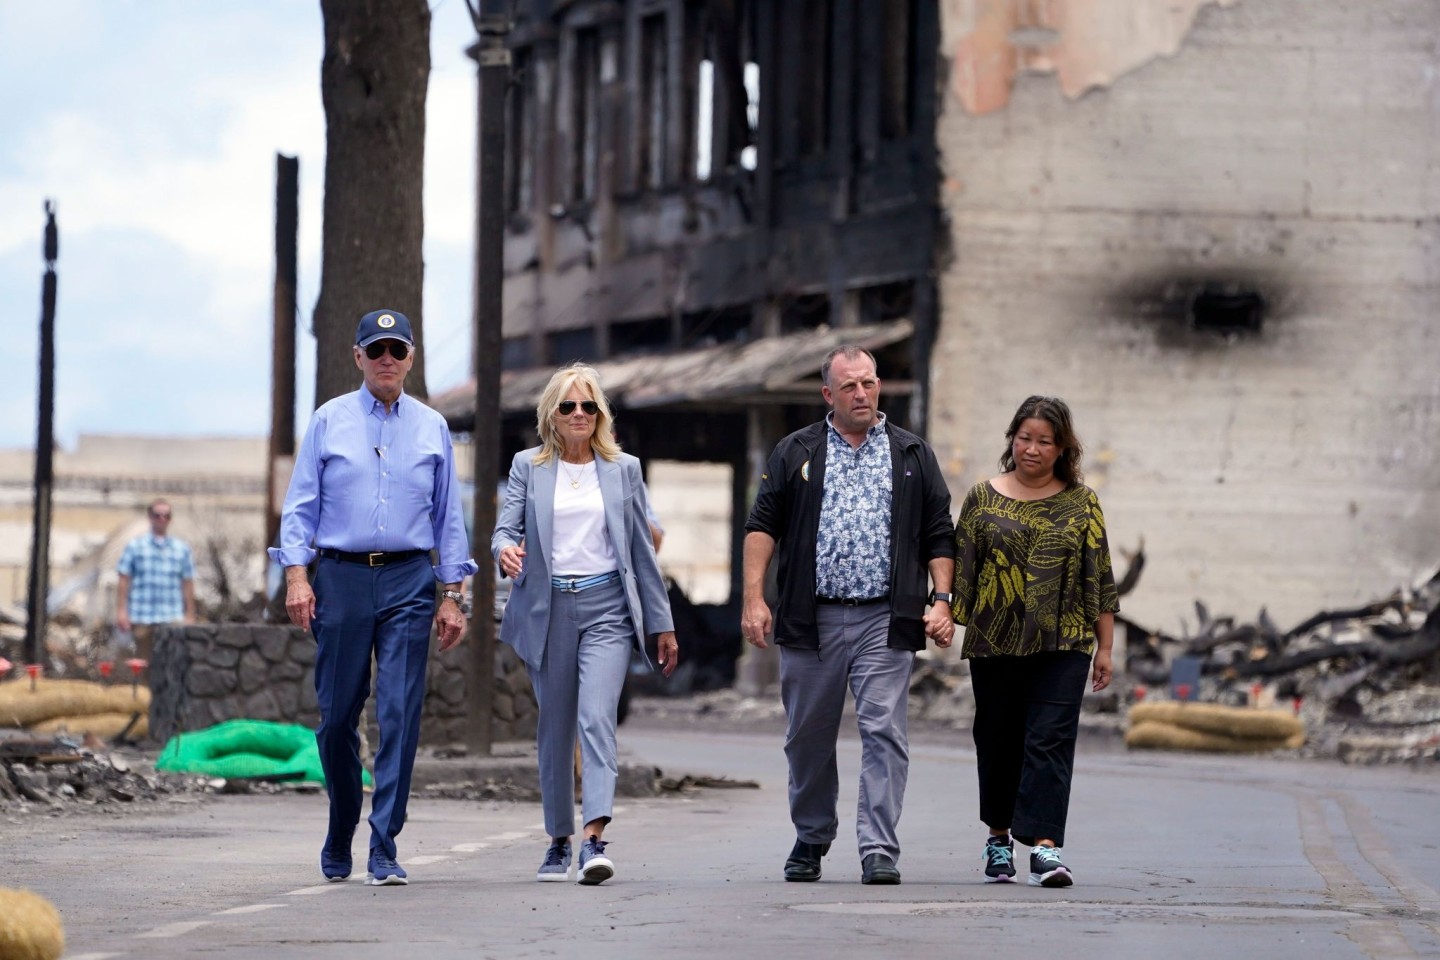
[815,413,892,599]
[117,535,195,624]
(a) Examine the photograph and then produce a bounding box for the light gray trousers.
[528,577,634,839]
[779,601,915,862]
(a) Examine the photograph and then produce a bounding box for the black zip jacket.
[745,420,956,651]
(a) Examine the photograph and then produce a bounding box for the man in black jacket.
[742,345,956,885]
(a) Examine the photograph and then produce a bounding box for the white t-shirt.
[551,459,617,576]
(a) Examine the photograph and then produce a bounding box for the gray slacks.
[780,602,915,862]
[528,576,634,839]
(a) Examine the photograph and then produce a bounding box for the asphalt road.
[11,720,1440,960]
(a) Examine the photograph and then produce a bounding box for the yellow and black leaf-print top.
[952,481,1119,658]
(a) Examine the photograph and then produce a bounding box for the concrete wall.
[932,0,1440,629]
[149,625,538,748]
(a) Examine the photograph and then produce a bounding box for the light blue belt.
[551,571,620,593]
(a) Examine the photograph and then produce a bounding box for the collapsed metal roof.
[431,320,913,431]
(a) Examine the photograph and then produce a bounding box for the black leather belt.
[318,548,427,567]
[816,594,889,606]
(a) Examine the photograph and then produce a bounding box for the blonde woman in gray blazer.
[493,363,678,886]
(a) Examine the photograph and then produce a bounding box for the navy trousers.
[312,554,435,859]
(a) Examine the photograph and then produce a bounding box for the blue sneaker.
[982,836,1016,883]
[537,838,572,882]
[320,831,353,882]
[1029,845,1073,888]
[367,849,409,886]
[576,836,614,885]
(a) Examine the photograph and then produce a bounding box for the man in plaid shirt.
[116,498,196,668]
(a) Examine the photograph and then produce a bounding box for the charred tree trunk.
[315,0,431,407]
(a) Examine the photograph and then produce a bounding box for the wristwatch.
[440,590,465,605]
[931,592,954,605]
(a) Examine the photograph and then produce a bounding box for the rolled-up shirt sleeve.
[268,411,326,568]
[432,427,480,583]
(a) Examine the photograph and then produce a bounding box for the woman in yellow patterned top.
[951,395,1119,889]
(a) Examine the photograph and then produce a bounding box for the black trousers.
[970,650,1091,847]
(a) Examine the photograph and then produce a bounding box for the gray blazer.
[492,447,675,672]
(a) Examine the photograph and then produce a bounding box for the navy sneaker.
[1029,845,1073,888]
[537,838,572,882]
[982,836,1016,883]
[577,836,614,885]
[367,849,409,886]
[320,831,353,882]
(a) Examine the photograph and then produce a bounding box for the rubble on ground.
[0,733,214,815]
[1121,565,1440,765]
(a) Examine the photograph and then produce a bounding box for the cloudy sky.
[0,0,482,449]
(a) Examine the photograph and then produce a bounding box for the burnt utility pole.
[267,155,300,551]
[24,202,58,667]
[463,0,511,756]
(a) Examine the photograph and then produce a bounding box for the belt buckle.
[368,552,383,567]
[564,577,578,593]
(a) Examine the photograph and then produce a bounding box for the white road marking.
[483,831,533,842]
[136,920,213,939]
[213,904,287,915]
[404,855,448,865]
[67,953,124,960]
[450,842,492,852]
[285,885,344,896]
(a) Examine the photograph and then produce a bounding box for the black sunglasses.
[557,400,599,416]
[364,340,410,361]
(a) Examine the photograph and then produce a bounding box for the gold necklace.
[561,459,588,489]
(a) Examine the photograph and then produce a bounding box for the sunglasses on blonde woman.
[557,400,599,416]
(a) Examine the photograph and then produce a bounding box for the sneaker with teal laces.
[982,836,1016,883]
[1028,845,1072,888]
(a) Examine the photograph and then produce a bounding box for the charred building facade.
[439,0,943,605]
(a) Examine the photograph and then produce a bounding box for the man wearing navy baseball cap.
[270,308,477,886]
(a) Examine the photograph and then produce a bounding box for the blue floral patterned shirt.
[815,413,892,599]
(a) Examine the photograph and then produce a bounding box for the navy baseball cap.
[355,309,414,348]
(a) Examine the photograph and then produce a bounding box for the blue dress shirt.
[269,385,479,584]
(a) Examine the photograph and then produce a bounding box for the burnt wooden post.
[465,0,512,756]
[267,155,299,552]
[24,202,58,667]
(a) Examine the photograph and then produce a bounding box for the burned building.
[438,0,1439,631]
[437,0,943,604]
[930,0,1440,626]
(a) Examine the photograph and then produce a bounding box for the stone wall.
[149,624,538,747]
[931,0,1440,628]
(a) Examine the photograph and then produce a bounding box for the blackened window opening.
[1190,286,1266,336]
[571,27,601,202]
[798,0,832,157]
[880,0,916,140]
[639,13,667,189]
[507,48,534,214]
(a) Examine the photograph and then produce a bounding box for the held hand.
[741,596,772,649]
[498,544,526,579]
[924,601,956,648]
[655,631,679,677]
[436,601,466,652]
[1091,649,1113,692]
[286,579,317,631]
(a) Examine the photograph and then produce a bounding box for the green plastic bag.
[157,719,372,786]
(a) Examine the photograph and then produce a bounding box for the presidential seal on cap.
[356,309,415,348]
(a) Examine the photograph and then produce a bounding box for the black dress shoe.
[783,839,831,882]
[860,852,901,885]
